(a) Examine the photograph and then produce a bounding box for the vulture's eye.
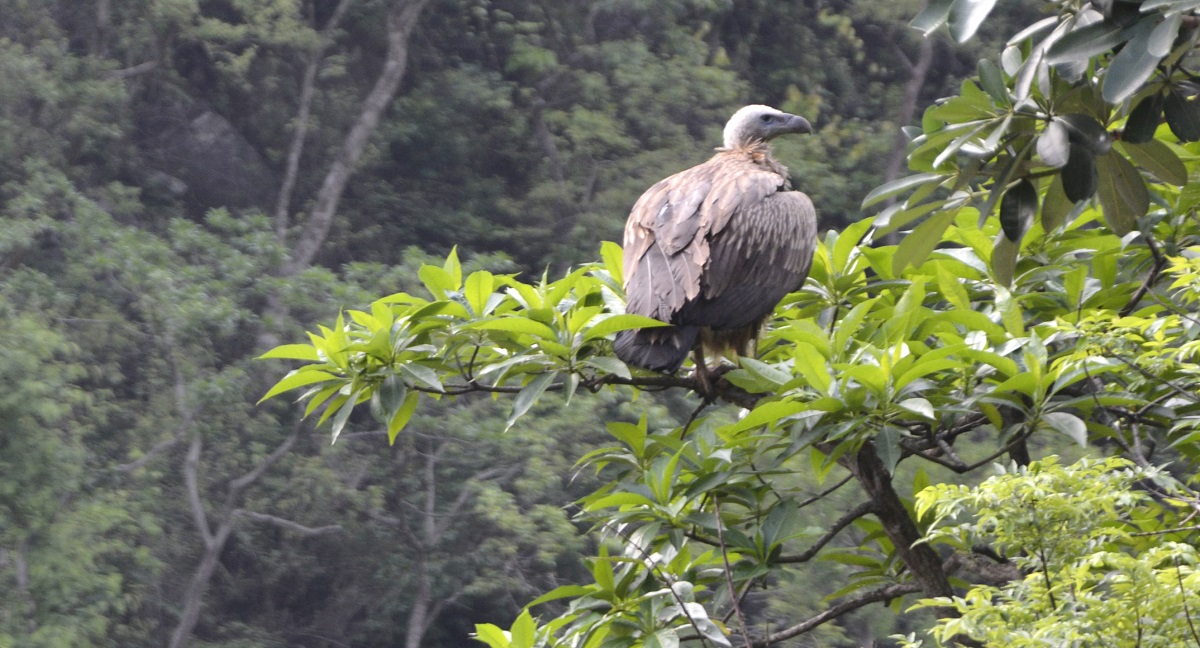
[760,114,773,123]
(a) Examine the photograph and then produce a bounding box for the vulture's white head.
[722,104,813,151]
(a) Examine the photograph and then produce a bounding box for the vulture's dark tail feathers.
[613,325,698,373]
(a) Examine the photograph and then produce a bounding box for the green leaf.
[510,610,535,648]
[910,0,954,34]
[1119,139,1187,186]
[1124,92,1164,144]
[893,209,956,274]
[1164,88,1200,142]
[898,397,936,421]
[793,343,832,393]
[1060,114,1112,155]
[464,271,495,317]
[1148,11,1182,57]
[418,265,457,298]
[1102,19,1162,104]
[999,179,1037,243]
[526,584,596,609]
[1061,144,1098,202]
[472,624,510,648]
[1037,119,1070,168]
[1095,150,1148,236]
[600,240,624,286]
[581,314,668,342]
[583,356,631,380]
[258,370,340,403]
[506,372,557,432]
[977,59,1008,105]
[948,0,997,43]
[875,427,903,475]
[935,263,971,311]
[862,173,944,209]
[387,391,419,445]
[330,389,358,443]
[465,317,558,340]
[443,246,463,289]
[726,400,807,435]
[740,357,791,388]
[258,344,321,362]
[1042,411,1088,447]
[644,628,679,648]
[1045,19,1126,65]
[1041,174,1072,233]
[399,363,444,392]
[991,232,1018,287]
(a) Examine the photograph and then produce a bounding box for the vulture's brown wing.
[622,155,783,324]
[680,190,816,329]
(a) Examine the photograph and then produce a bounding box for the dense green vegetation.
[4,1,1200,647]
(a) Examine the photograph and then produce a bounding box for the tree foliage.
[262,1,1200,646]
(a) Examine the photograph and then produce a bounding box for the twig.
[777,501,877,563]
[750,582,923,647]
[1130,524,1200,537]
[714,497,754,648]
[1176,554,1200,647]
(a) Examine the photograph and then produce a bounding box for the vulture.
[614,104,817,383]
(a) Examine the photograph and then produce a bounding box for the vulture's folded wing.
[623,156,795,325]
[681,190,817,329]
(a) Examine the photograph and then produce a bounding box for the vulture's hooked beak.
[786,114,813,135]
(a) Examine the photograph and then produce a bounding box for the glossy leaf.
[948,0,998,43]
[893,210,957,275]
[1061,144,1098,202]
[1123,92,1164,143]
[505,372,557,432]
[1095,150,1148,236]
[1041,174,1072,233]
[861,173,944,209]
[910,0,955,34]
[999,179,1037,243]
[1164,88,1200,141]
[1060,114,1112,155]
[1044,18,1126,65]
[1148,11,1182,57]
[1120,139,1187,186]
[1037,119,1070,168]
[991,233,1019,287]
[977,59,1008,104]
[875,428,903,475]
[1102,19,1161,104]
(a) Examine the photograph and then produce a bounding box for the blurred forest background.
[0,1,1042,646]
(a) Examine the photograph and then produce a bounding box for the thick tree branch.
[843,443,953,598]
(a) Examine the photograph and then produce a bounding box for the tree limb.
[284,0,432,274]
[235,510,343,536]
[273,0,355,240]
[184,433,213,548]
